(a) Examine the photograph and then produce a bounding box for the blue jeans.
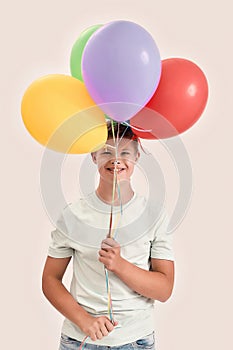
[59,332,155,350]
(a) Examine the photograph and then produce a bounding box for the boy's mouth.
[106,167,126,174]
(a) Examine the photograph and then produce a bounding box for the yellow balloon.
[21,74,107,153]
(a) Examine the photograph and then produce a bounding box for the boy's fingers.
[105,320,114,332]
[96,330,103,340]
[101,243,112,250]
[98,255,108,266]
[101,238,120,248]
[100,324,109,336]
[90,332,97,341]
[99,249,108,256]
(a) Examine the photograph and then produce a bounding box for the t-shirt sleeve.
[48,210,74,258]
[150,210,175,261]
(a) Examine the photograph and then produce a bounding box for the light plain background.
[1,0,232,349]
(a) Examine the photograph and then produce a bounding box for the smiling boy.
[42,122,175,350]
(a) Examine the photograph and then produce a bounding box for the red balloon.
[130,108,180,139]
[130,58,208,139]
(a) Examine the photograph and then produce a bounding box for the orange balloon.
[21,74,107,153]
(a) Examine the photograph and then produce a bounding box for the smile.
[106,167,126,174]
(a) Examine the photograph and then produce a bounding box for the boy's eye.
[121,151,130,155]
[102,151,112,155]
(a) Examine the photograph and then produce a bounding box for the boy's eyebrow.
[103,139,133,151]
[103,144,115,150]
[103,146,131,152]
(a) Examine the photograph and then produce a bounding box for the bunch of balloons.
[21,20,208,153]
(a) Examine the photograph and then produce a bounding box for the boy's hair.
[106,121,139,151]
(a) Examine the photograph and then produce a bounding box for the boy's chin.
[112,177,131,184]
[101,174,131,184]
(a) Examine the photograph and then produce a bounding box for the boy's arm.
[99,239,174,302]
[42,256,117,341]
[115,257,174,302]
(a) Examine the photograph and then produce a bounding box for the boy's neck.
[95,181,134,206]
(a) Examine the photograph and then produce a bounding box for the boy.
[42,122,175,349]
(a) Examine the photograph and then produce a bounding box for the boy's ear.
[91,152,97,164]
[135,151,140,162]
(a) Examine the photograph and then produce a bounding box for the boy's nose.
[111,160,121,165]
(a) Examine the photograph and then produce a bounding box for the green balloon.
[70,24,102,82]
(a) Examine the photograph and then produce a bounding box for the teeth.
[107,168,125,172]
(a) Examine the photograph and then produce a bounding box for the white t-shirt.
[48,191,175,346]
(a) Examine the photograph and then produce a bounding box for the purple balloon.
[82,20,161,122]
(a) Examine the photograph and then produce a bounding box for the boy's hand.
[99,238,123,272]
[80,314,118,341]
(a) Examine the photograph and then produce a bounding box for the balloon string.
[117,182,123,216]
[107,120,116,238]
[105,121,116,326]
[106,121,124,323]
[123,121,152,133]
[118,124,129,144]
[108,120,123,238]
[107,166,118,238]
[137,137,151,155]
[112,208,123,240]
[111,120,116,144]
[78,335,89,350]
[104,267,114,322]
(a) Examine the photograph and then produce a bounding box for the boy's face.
[92,138,140,183]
